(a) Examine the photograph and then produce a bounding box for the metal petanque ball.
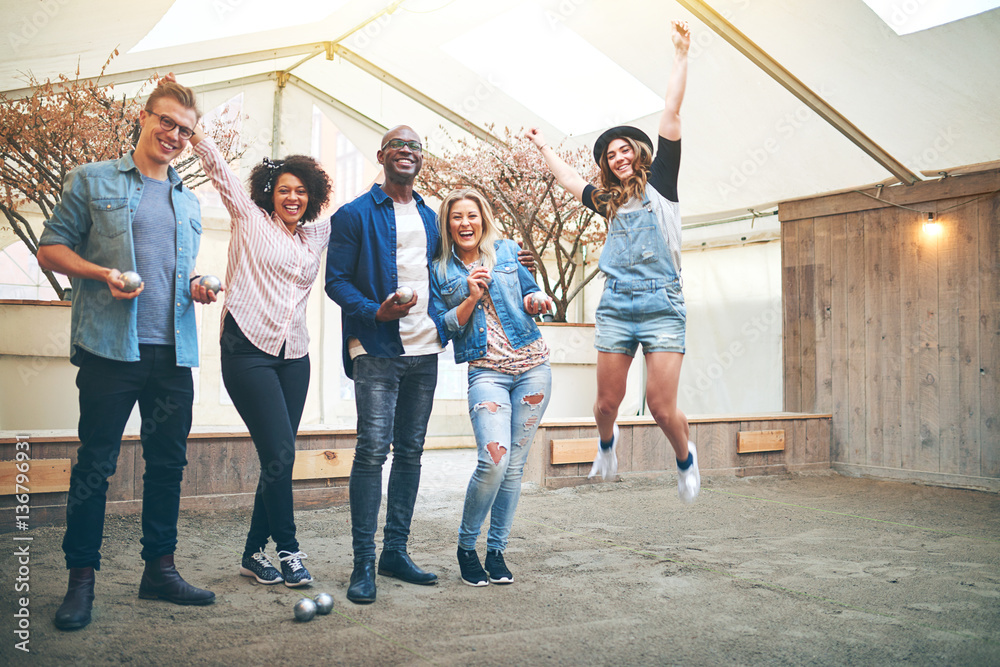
[313,592,334,615]
[394,286,414,305]
[293,597,317,622]
[120,271,142,293]
[530,292,549,309]
[199,274,222,295]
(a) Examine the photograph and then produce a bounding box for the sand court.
[4,449,998,666]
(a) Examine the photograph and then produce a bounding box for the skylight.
[129,0,347,53]
[441,2,664,137]
[861,0,1000,35]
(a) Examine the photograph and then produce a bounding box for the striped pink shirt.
[195,139,330,359]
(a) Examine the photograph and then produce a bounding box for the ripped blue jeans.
[458,361,551,552]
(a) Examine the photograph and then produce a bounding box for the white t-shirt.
[393,200,443,356]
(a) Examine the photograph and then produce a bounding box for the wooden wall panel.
[814,218,833,412]
[780,171,999,488]
[881,206,903,470]
[864,209,885,467]
[846,214,867,465]
[916,209,941,473]
[799,219,817,412]
[898,214,921,471]
[957,200,981,477]
[782,220,802,412]
[981,194,1000,477]
[829,214,850,463]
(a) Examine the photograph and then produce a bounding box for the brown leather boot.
[54,567,95,630]
[138,554,215,606]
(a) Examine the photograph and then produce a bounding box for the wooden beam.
[737,430,786,454]
[779,169,1000,222]
[291,449,354,480]
[551,438,597,465]
[0,459,71,495]
[675,0,919,185]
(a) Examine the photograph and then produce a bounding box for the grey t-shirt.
[133,174,177,345]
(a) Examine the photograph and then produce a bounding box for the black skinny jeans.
[221,314,309,557]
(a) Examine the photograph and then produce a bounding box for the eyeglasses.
[146,111,195,139]
[380,139,423,153]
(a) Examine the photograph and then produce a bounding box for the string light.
[923,212,942,236]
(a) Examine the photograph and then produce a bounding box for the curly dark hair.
[248,155,332,223]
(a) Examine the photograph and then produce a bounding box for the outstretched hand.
[525,128,547,150]
[671,20,690,52]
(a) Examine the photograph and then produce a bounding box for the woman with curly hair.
[525,20,700,503]
[180,77,332,587]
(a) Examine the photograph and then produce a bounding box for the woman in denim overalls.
[429,189,553,586]
[526,19,700,503]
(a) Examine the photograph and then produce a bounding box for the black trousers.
[221,314,309,556]
[64,345,193,569]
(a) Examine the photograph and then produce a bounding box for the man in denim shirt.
[38,80,218,630]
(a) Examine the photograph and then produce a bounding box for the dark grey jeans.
[349,354,438,564]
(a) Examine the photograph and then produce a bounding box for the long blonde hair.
[590,137,653,221]
[435,188,501,277]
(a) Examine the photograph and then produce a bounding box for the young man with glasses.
[38,80,218,630]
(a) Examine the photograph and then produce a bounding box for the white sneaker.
[588,424,619,481]
[677,441,701,503]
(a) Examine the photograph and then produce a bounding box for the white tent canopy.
[3,0,999,222]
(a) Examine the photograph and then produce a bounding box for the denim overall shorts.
[594,195,686,356]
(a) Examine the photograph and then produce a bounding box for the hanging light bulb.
[923,212,942,236]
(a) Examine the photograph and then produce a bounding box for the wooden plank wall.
[780,168,1000,490]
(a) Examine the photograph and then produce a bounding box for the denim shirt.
[430,239,543,364]
[325,184,446,379]
[38,152,202,367]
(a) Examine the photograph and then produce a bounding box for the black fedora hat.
[593,125,653,164]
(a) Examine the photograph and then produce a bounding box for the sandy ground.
[3,450,999,666]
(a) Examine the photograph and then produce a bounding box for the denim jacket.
[430,239,543,364]
[38,152,202,367]
[325,184,446,379]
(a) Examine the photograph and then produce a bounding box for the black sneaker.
[239,550,283,584]
[484,549,513,584]
[277,551,313,588]
[457,548,488,587]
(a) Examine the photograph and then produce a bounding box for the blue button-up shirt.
[38,152,202,367]
[325,183,446,379]
[430,239,543,364]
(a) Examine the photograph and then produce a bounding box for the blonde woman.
[429,189,552,586]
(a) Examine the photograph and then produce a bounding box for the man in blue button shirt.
[38,79,219,630]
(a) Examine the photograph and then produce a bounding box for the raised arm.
[525,128,589,202]
[659,20,690,141]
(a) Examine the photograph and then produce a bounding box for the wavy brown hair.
[145,82,201,121]
[590,137,654,222]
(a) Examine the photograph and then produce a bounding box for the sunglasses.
[146,111,195,140]
[380,139,423,152]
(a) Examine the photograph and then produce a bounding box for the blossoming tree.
[0,53,242,299]
[418,126,605,322]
